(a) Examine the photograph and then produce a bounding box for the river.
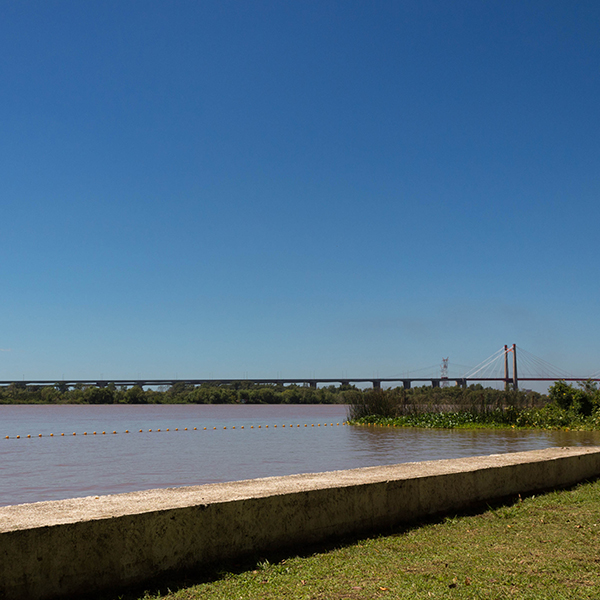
[2,404,599,507]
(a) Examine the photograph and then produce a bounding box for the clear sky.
[1,0,599,384]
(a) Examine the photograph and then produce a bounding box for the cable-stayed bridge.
[1,345,598,391]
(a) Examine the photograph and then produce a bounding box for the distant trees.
[84,386,115,404]
[0,381,356,405]
[124,386,146,404]
[8,381,585,412]
[548,380,599,416]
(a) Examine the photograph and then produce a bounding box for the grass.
[106,479,600,600]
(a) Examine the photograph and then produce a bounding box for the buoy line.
[4,422,348,439]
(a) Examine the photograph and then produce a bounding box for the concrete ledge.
[2,446,600,600]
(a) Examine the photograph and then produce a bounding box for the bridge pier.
[402,380,411,390]
[431,379,440,388]
[372,380,381,390]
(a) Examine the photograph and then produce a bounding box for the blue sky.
[1,0,599,384]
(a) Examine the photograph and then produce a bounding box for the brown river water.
[2,404,599,507]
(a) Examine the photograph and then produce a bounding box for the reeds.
[347,386,546,422]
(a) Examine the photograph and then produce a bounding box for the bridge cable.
[462,347,506,380]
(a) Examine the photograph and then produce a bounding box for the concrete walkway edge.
[2,446,600,599]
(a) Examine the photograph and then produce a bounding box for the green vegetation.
[0,381,357,405]
[3,380,599,429]
[105,478,600,600]
[348,381,600,430]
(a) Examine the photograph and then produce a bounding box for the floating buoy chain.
[4,422,347,439]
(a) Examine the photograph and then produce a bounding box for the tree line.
[0,380,554,408]
[0,381,357,405]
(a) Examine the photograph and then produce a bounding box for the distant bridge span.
[2,345,598,391]
[0,377,462,390]
[0,376,599,391]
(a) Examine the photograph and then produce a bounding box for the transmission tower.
[441,357,449,387]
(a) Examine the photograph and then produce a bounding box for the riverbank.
[113,476,600,600]
[351,405,600,430]
[347,381,600,431]
[3,447,599,600]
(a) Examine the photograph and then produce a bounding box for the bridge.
[0,376,468,390]
[1,345,599,391]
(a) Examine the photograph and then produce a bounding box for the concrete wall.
[2,446,600,600]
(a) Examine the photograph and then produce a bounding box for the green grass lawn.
[111,478,600,600]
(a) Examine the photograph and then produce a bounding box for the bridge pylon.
[504,344,518,391]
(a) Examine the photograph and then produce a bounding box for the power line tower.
[441,357,449,387]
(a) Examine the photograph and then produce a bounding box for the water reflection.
[345,426,600,466]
